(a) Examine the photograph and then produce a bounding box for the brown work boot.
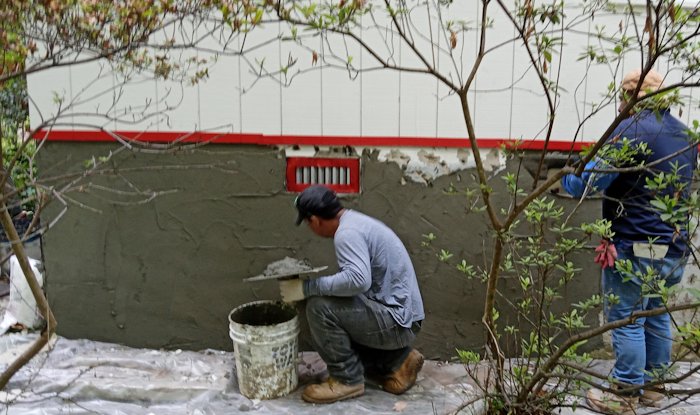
[586,387,639,415]
[383,349,424,395]
[302,378,365,404]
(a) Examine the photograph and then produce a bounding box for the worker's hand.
[279,279,305,303]
[594,239,618,269]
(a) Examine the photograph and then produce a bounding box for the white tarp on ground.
[2,333,700,414]
[0,334,481,415]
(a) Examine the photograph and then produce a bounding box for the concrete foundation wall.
[37,142,603,359]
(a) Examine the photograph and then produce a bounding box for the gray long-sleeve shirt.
[303,210,425,328]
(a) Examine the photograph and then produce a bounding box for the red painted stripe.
[34,129,590,151]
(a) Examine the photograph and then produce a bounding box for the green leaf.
[543,50,552,62]
[253,9,263,24]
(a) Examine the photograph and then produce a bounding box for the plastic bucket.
[228,300,300,399]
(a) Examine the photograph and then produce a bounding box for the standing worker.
[562,69,697,414]
[280,185,425,404]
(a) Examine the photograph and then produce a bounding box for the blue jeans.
[603,248,686,387]
[305,295,420,385]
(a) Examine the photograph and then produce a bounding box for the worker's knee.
[305,296,334,318]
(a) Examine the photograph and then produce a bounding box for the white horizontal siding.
[27,2,699,145]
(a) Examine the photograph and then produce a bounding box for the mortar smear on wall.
[284,146,507,185]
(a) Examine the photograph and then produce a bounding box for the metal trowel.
[243,266,328,283]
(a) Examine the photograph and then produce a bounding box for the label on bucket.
[273,342,294,370]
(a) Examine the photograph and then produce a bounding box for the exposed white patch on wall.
[284,146,317,158]
[283,146,507,185]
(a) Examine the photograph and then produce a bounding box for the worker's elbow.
[350,271,372,294]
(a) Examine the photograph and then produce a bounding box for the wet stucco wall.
[37,142,603,359]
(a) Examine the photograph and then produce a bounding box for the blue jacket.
[562,109,697,257]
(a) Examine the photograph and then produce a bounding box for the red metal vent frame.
[286,157,360,193]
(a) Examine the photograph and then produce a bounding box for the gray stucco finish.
[37,142,601,358]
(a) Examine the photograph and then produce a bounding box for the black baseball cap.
[295,185,343,225]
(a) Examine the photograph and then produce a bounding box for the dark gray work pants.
[305,295,420,385]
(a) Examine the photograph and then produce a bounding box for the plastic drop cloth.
[0,256,44,334]
[0,334,482,415]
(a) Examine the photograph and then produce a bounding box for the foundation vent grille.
[286,157,360,193]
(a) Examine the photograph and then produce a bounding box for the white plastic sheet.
[0,256,44,334]
[0,334,479,415]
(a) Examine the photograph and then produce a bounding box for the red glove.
[594,239,617,269]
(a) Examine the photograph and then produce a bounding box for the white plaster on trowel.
[284,146,506,185]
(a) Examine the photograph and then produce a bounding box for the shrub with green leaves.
[0,77,36,213]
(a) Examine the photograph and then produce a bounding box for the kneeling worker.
[280,185,425,404]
